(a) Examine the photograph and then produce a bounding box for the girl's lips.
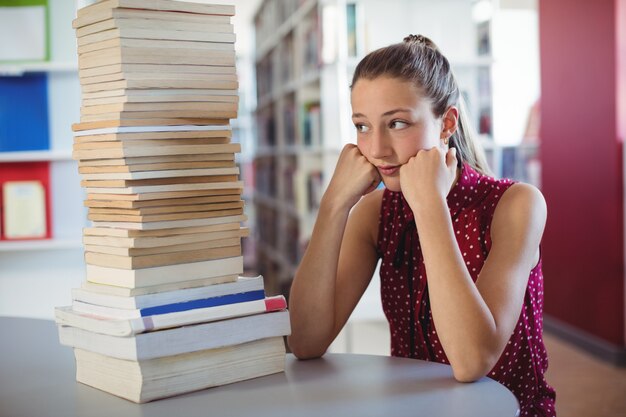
[378,165,399,176]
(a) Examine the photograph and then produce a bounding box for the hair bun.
[403,34,435,48]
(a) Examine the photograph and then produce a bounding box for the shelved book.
[55,0,291,404]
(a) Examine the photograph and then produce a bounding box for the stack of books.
[54,0,290,403]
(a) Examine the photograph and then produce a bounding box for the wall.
[539,0,625,346]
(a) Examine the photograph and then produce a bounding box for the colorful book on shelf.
[57,309,291,361]
[57,295,286,336]
[0,74,50,151]
[72,275,262,310]
[2,180,47,239]
[0,162,51,240]
[73,337,286,403]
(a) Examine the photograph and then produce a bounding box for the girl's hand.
[323,144,381,211]
[399,146,458,213]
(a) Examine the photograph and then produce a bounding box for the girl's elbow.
[287,335,327,360]
[450,354,497,383]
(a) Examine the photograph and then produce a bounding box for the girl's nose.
[370,130,392,159]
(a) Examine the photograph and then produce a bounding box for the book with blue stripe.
[72,288,265,319]
[55,295,288,337]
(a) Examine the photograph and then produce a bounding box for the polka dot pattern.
[376,163,556,417]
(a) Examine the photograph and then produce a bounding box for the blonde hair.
[350,34,492,176]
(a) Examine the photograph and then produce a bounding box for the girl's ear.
[441,106,459,137]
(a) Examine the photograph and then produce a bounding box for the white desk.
[0,317,519,417]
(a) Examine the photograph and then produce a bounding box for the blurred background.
[0,1,624,415]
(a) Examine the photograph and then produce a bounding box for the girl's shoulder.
[494,182,547,225]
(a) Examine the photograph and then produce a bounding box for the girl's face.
[351,76,444,192]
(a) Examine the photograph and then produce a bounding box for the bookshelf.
[0,0,85,319]
[253,0,339,296]
[0,0,84,249]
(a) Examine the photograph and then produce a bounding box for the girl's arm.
[401,148,546,382]
[288,145,382,359]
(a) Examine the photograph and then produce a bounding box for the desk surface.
[0,317,519,417]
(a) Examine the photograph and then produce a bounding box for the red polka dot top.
[377,163,556,416]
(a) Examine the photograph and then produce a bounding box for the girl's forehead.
[351,78,429,112]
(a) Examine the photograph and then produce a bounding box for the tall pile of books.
[54,0,290,403]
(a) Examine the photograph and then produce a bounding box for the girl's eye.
[355,123,370,133]
[390,120,409,129]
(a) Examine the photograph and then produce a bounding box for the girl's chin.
[381,178,402,192]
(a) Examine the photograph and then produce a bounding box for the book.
[85,243,241,269]
[75,138,232,150]
[80,167,239,180]
[76,19,233,39]
[81,174,239,188]
[75,130,232,143]
[73,337,285,403]
[57,309,291,360]
[2,181,47,239]
[84,235,242,256]
[0,74,50,152]
[79,160,235,173]
[78,37,236,56]
[80,101,238,115]
[72,7,232,30]
[85,189,243,202]
[77,28,236,47]
[78,47,236,70]
[79,154,235,167]
[73,275,263,310]
[0,1,48,62]
[91,214,246,231]
[72,143,241,159]
[81,86,239,100]
[84,181,244,196]
[69,287,273,321]
[57,295,286,336]
[83,93,238,107]
[80,274,238,297]
[75,0,235,18]
[83,221,242,238]
[72,118,229,131]
[79,77,238,93]
[85,255,244,288]
[86,200,243,215]
[79,110,236,122]
[83,193,241,209]
[73,124,232,135]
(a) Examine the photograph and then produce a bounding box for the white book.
[73,124,231,136]
[72,275,263,310]
[91,213,246,230]
[86,256,243,288]
[80,167,239,180]
[56,295,286,336]
[73,337,285,403]
[58,309,291,360]
[80,274,238,297]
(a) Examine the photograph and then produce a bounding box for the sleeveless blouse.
[376,163,556,416]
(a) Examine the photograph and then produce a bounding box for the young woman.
[287,34,556,416]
